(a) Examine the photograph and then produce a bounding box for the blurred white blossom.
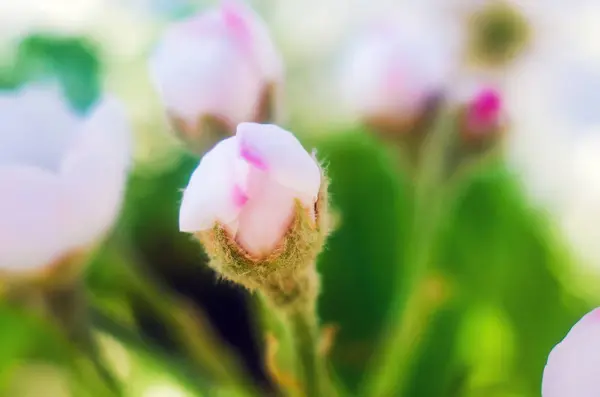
[336,14,459,124]
[0,84,131,271]
[149,1,283,136]
[266,2,462,130]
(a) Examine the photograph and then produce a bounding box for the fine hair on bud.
[198,169,331,309]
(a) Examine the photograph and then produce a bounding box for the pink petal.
[179,137,249,232]
[338,15,457,119]
[232,183,249,207]
[221,1,253,54]
[467,87,502,132]
[149,14,263,125]
[235,123,320,206]
[230,2,283,82]
[235,169,296,257]
[240,141,268,170]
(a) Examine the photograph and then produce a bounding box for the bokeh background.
[1,1,600,396]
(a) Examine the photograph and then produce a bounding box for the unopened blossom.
[542,308,600,397]
[337,13,460,127]
[179,122,321,259]
[457,84,505,145]
[465,87,503,132]
[149,1,283,145]
[0,84,131,273]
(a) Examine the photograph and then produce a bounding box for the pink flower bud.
[179,122,321,259]
[337,16,458,125]
[0,84,131,273]
[465,87,503,134]
[542,308,600,397]
[149,1,283,137]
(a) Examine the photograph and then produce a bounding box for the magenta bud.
[466,87,503,135]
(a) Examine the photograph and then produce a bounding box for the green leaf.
[1,35,101,112]
[313,130,410,391]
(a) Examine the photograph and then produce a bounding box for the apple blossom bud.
[337,15,458,137]
[466,88,502,131]
[0,83,131,283]
[179,122,329,307]
[542,308,600,397]
[460,85,505,146]
[149,1,284,152]
[432,84,506,175]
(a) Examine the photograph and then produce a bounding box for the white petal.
[179,137,248,232]
[542,309,600,397]
[235,123,320,204]
[0,83,81,171]
[60,96,132,248]
[0,166,74,270]
[236,170,296,258]
[149,12,263,125]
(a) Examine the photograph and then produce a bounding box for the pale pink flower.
[179,122,320,258]
[464,86,504,134]
[467,88,502,129]
[149,1,283,130]
[542,308,600,397]
[337,14,459,123]
[0,84,131,271]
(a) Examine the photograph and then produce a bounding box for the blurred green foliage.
[0,35,100,112]
[307,128,589,396]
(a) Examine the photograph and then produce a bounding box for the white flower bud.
[179,123,329,303]
[149,2,283,149]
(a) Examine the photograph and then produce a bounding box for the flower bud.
[179,123,329,306]
[460,85,505,146]
[542,308,600,397]
[149,1,284,152]
[0,83,131,284]
[337,16,458,137]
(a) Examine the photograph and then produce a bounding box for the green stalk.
[258,264,331,397]
[43,279,124,396]
[362,111,456,397]
[118,250,259,396]
[287,304,325,397]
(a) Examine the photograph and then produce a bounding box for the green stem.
[116,247,257,396]
[259,265,329,396]
[43,280,123,396]
[288,305,325,397]
[362,111,456,397]
[92,308,214,395]
[3,277,123,396]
